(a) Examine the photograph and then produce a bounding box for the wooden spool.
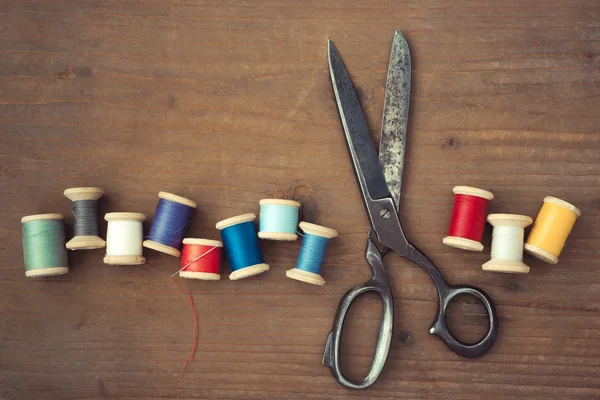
[442,186,494,252]
[103,212,146,265]
[258,199,301,241]
[524,196,581,264]
[64,187,106,250]
[21,213,69,278]
[143,191,197,257]
[286,222,338,286]
[179,238,223,280]
[216,213,269,280]
[482,214,532,274]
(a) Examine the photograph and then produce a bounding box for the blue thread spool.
[216,213,270,280]
[258,199,301,241]
[286,221,338,286]
[21,213,69,278]
[143,191,197,257]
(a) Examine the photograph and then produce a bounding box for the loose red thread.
[170,278,198,373]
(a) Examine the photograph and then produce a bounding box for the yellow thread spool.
[524,196,581,264]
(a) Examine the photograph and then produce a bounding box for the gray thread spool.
[64,187,106,250]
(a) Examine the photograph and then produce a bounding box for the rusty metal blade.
[379,30,411,208]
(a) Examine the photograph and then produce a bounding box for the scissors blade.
[328,40,391,204]
[379,30,411,209]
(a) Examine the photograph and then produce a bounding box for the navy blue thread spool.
[216,213,269,280]
[64,187,106,250]
[286,221,338,286]
[143,191,197,257]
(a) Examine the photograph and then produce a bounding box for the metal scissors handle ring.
[322,238,394,390]
[405,241,498,358]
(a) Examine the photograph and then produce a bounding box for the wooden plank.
[0,0,599,398]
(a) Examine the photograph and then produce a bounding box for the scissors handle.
[430,284,499,358]
[322,239,394,390]
[406,244,499,358]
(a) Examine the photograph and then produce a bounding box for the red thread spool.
[443,186,494,251]
[179,238,223,280]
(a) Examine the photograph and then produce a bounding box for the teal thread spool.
[286,222,338,286]
[216,213,270,280]
[21,214,69,277]
[258,199,301,241]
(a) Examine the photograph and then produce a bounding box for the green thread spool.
[21,214,69,277]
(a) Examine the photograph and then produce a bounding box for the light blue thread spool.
[286,221,338,286]
[21,213,69,278]
[143,191,197,257]
[258,199,301,241]
[216,213,270,280]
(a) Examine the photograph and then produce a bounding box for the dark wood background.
[1,1,599,399]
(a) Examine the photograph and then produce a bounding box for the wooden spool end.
[286,268,326,286]
[487,213,533,228]
[258,232,298,241]
[216,213,256,230]
[66,235,106,250]
[259,199,301,207]
[299,221,338,239]
[158,191,197,208]
[26,267,69,278]
[229,263,269,280]
[524,244,559,264]
[482,259,530,274]
[105,212,146,222]
[544,196,581,217]
[103,255,145,265]
[143,240,181,257]
[442,236,483,252]
[64,187,104,202]
[452,186,494,200]
[21,213,64,224]
[182,238,222,247]
[179,271,221,280]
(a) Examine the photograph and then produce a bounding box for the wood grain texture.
[1,0,599,398]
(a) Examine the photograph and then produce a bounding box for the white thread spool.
[482,214,533,274]
[104,212,146,265]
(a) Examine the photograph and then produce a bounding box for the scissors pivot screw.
[380,208,391,220]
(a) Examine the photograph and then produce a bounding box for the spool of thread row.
[64,187,106,250]
[104,212,146,265]
[258,199,301,241]
[482,214,532,274]
[216,213,269,280]
[21,214,69,277]
[443,186,494,252]
[525,196,581,264]
[179,239,223,280]
[286,222,338,286]
[143,192,197,257]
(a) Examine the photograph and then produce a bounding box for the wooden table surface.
[1,1,599,399]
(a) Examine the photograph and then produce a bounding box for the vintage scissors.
[322,31,499,390]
